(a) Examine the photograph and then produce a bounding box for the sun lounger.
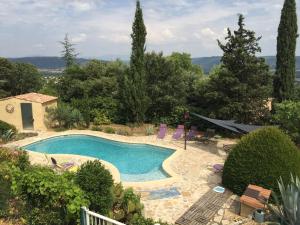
[51,157,75,171]
[172,125,184,140]
[157,124,167,139]
[187,126,198,140]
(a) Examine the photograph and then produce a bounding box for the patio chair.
[213,164,224,173]
[51,157,75,171]
[157,124,167,139]
[223,144,236,153]
[187,126,198,140]
[172,125,184,140]
[198,128,216,143]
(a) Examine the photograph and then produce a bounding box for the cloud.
[68,1,94,12]
[0,0,299,58]
[71,33,87,43]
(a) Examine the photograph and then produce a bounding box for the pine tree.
[60,34,78,68]
[122,1,148,123]
[201,15,272,123]
[274,0,298,101]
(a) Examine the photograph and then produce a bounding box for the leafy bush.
[268,175,300,225]
[145,126,154,136]
[13,132,38,141]
[0,148,29,170]
[0,163,14,217]
[93,111,111,125]
[104,127,116,134]
[0,121,16,136]
[12,166,89,225]
[273,101,300,143]
[110,183,143,223]
[46,104,83,129]
[91,125,103,131]
[222,127,300,196]
[75,161,113,215]
[129,214,171,225]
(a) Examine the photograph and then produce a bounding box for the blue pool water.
[24,135,174,182]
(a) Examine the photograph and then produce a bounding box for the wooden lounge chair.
[239,184,271,217]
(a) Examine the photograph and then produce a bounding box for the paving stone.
[218,209,224,216]
[214,215,223,223]
[222,220,230,225]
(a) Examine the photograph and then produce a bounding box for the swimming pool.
[24,135,175,182]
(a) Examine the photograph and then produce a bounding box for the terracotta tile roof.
[14,92,57,103]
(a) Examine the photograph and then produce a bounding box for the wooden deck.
[176,189,231,225]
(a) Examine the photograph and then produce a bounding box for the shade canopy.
[191,113,263,134]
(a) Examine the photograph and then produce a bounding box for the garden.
[0,0,299,224]
[0,147,171,225]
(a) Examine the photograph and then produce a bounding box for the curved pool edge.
[8,130,184,187]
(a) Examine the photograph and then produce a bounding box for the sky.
[0,0,299,59]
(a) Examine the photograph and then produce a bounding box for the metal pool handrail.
[80,207,126,225]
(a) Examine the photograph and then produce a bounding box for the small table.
[240,184,271,217]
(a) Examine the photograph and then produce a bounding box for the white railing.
[81,207,126,225]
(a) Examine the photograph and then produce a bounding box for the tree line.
[0,0,298,130]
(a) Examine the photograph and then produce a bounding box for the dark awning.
[191,113,263,134]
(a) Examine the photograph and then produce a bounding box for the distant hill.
[9,57,90,69]
[8,56,300,76]
[192,56,300,73]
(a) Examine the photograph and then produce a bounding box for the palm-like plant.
[1,129,15,143]
[268,175,300,225]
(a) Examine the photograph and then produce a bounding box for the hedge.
[222,127,300,196]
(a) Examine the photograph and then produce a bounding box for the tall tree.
[122,0,148,123]
[274,0,298,101]
[60,34,78,68]
[196,15,271,123]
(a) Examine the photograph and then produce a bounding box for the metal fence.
[80,207,126,225]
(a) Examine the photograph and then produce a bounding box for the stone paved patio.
[6,130,237,224]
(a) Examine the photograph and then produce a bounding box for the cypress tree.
[123,0,148,123]
[60,34,78,68]
[274,0,298,101]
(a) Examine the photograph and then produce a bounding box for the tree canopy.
[193,15,272,123]
[0,58,42,97]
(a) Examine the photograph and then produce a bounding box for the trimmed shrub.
[222,127,300,196]
[0,121,16,136]
[75,161,113,215]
